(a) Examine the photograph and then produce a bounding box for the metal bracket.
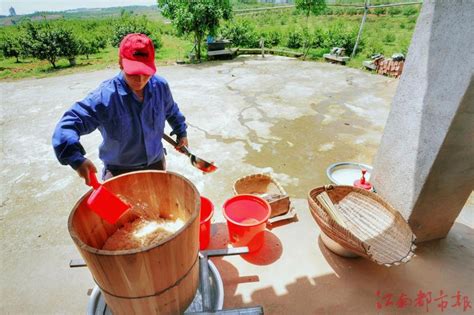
[199,247,249,312]
[187,306,264,315]
[202,247,249,258]
[69,259,87,268]
[72,246,263,313]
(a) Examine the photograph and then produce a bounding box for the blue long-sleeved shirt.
[52,72,187,170]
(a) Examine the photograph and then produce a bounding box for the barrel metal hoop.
[95,251,199,300]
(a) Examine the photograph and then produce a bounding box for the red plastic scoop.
[86,170,131,224]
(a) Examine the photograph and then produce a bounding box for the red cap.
[119,33,156,76]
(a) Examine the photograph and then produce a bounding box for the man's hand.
[76,159,97,186]
[175,137,189,152]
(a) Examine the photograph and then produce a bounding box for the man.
[52,33,188,185]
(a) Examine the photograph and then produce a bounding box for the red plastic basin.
[199,196,214,250]
[223,194,271,252]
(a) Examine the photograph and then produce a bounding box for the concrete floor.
[1,56,472,315]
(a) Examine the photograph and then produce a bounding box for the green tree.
[59,29,80,65]
[157,0,232,61]
[287,29,303,49]
[220,20,259,48]
[267,30,282,47]
[78,35,107,59]
[323,23,359,53]
[295,0,327,20]
[312,27,325,48]
[0,35,22,62]
[111,15,162,50]
[24,21,79,68]
[295,0,327,59]
[23,22,59,68]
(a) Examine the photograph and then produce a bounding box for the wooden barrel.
[68,171,200,315]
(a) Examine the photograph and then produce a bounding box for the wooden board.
[323,54,350,64]
[207,48,238,60]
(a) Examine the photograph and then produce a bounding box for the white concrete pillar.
[371,1,474,242]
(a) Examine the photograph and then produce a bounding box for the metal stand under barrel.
[70,247,264,315]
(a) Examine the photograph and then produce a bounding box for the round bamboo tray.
[68,171,200,315]
[233,173,290,218]
[320,231,359,258]
[308,185,416,266]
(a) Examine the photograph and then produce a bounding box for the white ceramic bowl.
[326,162,373,186]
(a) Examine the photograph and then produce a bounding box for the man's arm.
[164,82,187,141]
[52,95,100,183]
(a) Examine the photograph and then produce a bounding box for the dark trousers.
[104,157,166,180]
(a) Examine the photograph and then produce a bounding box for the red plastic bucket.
[223,194,271,252]
[199,196,214,250]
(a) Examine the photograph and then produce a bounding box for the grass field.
[0,2,420,81]
[0,34,194,80]
[230,8,418,63]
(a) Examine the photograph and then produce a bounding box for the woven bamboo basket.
[308,185,416,266]
[233,173,290,218]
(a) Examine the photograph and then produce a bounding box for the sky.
[1,0,157,16]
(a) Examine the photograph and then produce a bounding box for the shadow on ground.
[214,221,473,315]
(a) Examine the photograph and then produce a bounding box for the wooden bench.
[207,48,239,60]
[323,53,350,65]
